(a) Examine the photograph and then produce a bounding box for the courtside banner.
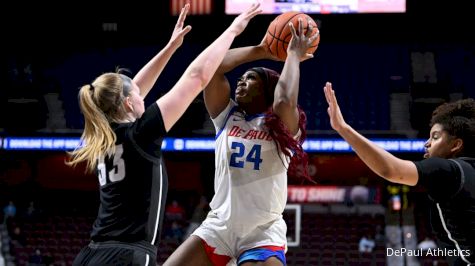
[1,137,425,153]
[287,185,380,204]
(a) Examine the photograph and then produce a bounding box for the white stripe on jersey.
[151,163,163,244]
[436,160,472,265]
[145,254,150,266]
[436,203,473,264]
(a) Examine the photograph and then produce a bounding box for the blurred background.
[0,0,474,265]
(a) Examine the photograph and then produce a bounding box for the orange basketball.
[265,12,320,61]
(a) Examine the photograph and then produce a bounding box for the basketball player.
[324,83,475,266]
[163,19,319,266]
[67,3,262,265]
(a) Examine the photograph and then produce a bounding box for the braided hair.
[248,67,312,182]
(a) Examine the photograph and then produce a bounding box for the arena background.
[1,0,474,265]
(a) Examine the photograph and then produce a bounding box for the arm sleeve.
[414,157,463,202]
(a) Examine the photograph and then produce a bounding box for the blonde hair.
[68,73,132,172]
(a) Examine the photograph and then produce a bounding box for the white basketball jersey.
[210,100,291,237]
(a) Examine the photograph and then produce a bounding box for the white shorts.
[191,211,287,259]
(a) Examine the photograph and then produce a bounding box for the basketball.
[265,12,320,61]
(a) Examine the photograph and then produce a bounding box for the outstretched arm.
[273,19,319,135]
[157,3,262,132]
[324,82,419,186]
[133,4,192,98]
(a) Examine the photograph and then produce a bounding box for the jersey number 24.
[229,141,263,170]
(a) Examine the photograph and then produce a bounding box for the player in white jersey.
[164,19,319,266]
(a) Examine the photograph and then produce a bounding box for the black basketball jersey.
[90,103,168,247]
[415,157,475,265]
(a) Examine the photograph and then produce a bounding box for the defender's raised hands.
[168,4,192,48]
[227,3,262,36]
[323,82,348,132]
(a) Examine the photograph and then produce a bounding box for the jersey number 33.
[97,144,126,186]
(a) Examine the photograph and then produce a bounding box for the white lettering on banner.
[333,141,350,150]
[321,141,333,150]
[65,140,80,149]
[53,139,65,148]
[288,186,346,203]
[185,140,215,150]
[400,141,411,151]
[308,188,345,202]
[289,188,308,202]
[412,141,425,150]
[10,139,41,148]
[387,141,399,150]
[42,139,53,149]
[1,137,427,152]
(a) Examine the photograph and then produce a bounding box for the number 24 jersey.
[210,100,293,237]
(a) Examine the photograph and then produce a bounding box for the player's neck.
[120,113,137,123]
[240,103,266,116]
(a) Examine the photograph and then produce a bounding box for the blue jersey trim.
[237,248,286,266]
[245,113,266,121]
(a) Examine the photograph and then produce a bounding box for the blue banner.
[1,137,425,153]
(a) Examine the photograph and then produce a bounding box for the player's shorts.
[192,211,287,266]
[72,240,157,266]
[237,245,286,265]
[200,240,286,266]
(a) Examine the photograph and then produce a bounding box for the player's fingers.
[306,19,314,37]
[178,4,189,26]
[298,18,304,38]
[289,22,297,38]
[309,29,320,42]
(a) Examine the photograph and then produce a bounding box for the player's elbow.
[187,65,213,89]
[186,67,206,87]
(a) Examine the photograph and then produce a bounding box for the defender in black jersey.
[68,4,262,265]
[324,83,475,266]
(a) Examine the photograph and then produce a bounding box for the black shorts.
[73,240,157,266]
